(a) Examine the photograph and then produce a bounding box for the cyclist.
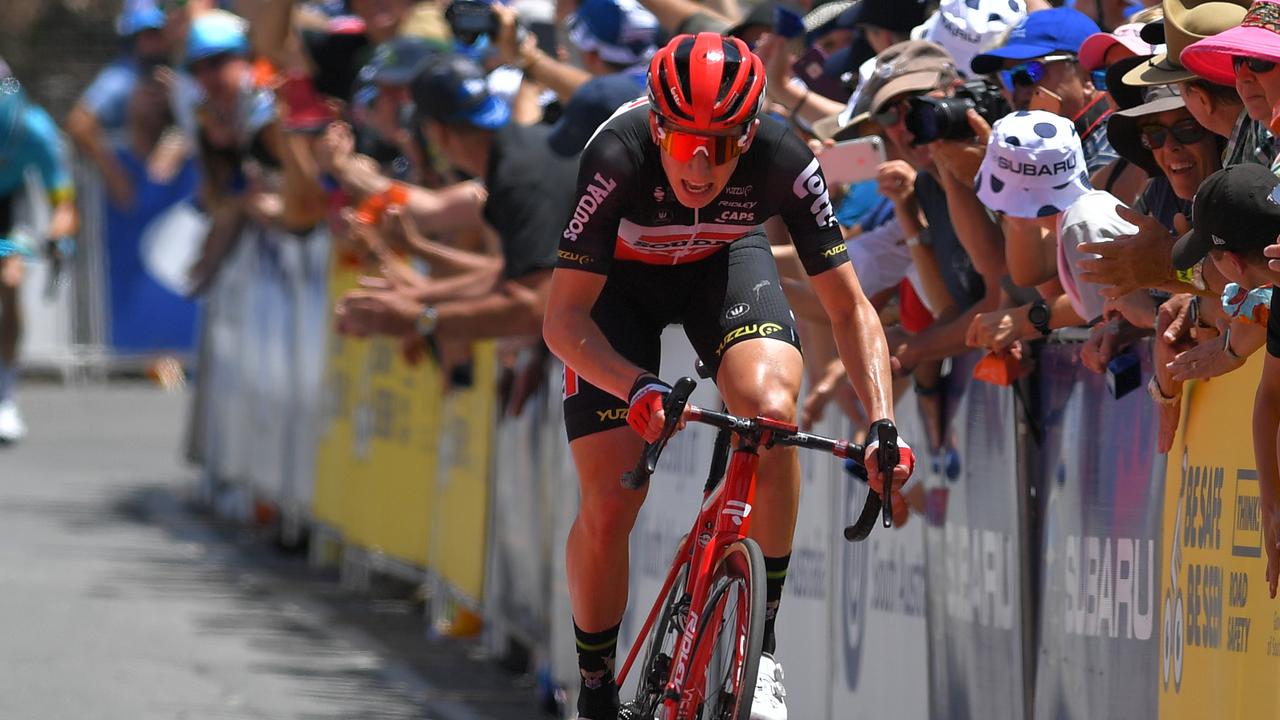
[542,32,915,720]
[0,63,78,443]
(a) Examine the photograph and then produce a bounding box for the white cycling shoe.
[750,653,787,720]
[0,399,26,444]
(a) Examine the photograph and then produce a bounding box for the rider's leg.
[0,255,24,401]
[567,427,647,717]
[715,337,804,655]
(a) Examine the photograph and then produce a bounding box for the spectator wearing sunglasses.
[972,8,1119,174]
[1183,0,1280,174]
[840,42,1008,372]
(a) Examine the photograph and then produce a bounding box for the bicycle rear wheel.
[688,539,765,720]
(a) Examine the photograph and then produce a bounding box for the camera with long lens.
[904,78,1011,146]
[445,0,499,45]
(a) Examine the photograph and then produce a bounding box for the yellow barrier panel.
[312,260,441,568]
[429,343,497,603]
[1160,352,1280,717]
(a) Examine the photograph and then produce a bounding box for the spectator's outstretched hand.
[876,160,917,205]
[1080,317,1123,374]
[966,307,1026,354]
[491,4,532,68]
[314,122,356,176]
[1076,206,1180,298]
[1166,318,1251,382]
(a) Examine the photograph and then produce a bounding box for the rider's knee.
[735,385,797,424]
[577,488,644,540]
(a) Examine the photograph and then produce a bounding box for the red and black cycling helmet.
[647,32,766,134]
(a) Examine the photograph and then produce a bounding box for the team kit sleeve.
[555,130,635,275]
[771,132,849,276]
[26,109,75,205]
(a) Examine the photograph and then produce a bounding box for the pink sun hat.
[1181,0,1280,86]
[1079,22,1160,72]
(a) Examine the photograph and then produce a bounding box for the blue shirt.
[80,58,143,134]
[547,69,647,157]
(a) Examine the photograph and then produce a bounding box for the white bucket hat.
[975,110,1091,219]
[919,0,1028,78]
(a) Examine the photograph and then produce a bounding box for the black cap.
[727,1,779,38]
[1104,54,1154,111]
[1139,19,1164,45]
[411,55,511,130]
[1173,163,1280,270]
[837,0,928,34]
[362,36,446,87]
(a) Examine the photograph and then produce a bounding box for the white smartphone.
[818,136,886,186]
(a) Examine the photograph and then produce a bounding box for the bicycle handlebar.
[620,377,891,542]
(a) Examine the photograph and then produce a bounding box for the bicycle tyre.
[630,561,690,717]
[687,539,765,720]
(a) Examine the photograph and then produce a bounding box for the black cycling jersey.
[555,100,850,276]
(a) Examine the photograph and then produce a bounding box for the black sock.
[575,620,621,719]
[762,554,791,656]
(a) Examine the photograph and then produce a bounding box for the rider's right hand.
[627,375,672,443]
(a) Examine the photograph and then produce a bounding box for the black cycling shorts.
[562,233,802,441]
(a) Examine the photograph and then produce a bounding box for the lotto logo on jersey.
[792,158,836,229]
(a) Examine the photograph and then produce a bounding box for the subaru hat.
[411,54,511,129]
[969,7,1100,75]
[836,0,928,34]
[568,0,660,67]
[1173,162,1280,269]
[920,0,1028,78]
[975,110,1091,218]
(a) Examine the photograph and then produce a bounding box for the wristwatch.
[416,304,439,337]
[1027,300,1052,337]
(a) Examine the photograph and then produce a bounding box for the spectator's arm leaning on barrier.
[1076,207,1213,299]
[317,123,489,236]
[492,5,590,104]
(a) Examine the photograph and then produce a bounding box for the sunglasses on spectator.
[871,99,911,128]
[1232,56,1279,74]
[1138,118,1209,150]
[651,116,751,164]
[997,55,1076,92]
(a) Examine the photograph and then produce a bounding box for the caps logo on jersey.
[792,158,836,228]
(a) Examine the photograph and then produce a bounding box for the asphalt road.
[0,382,537,720]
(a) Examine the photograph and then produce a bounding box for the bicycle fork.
[662,434,762,718]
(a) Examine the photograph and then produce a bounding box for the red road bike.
[616,376,896,719]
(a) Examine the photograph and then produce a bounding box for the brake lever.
[877,421,899,529]
[621,377,697,490]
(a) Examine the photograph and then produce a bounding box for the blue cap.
[567,0,659,67]
[117,3,167,37]
[185,12,249,68]
[969,7,1099,75]
[411,55,510,130]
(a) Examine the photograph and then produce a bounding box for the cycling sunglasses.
[997,55,1076,92]
[1139,118,1209,150]
[1232,56,1279,74]
[652,117,752,164]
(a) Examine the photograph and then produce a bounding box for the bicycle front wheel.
[687,539,765,720]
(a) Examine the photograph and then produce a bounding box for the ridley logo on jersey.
[562,172,618,242]
[792,159,836,228]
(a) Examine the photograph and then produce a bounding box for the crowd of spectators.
[4,0,1279,586]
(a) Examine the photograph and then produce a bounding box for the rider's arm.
[543,127,643,399]
[809,265,895,422]
[26,108,79,239]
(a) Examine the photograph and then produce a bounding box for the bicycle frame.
[617,413,792,717]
